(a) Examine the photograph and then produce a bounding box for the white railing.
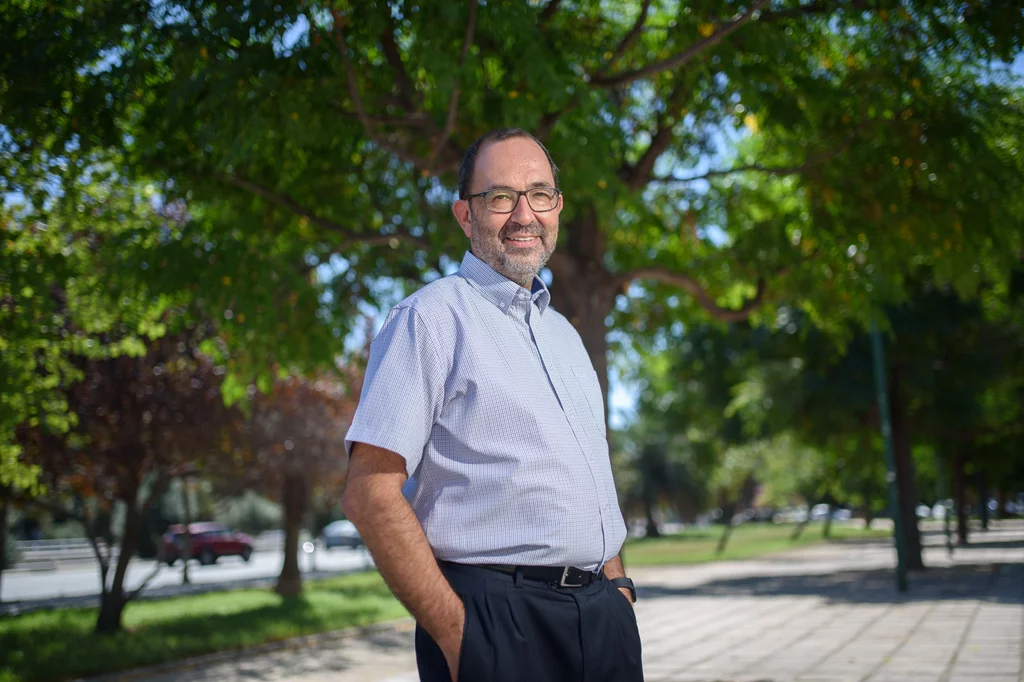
[11,531,292,568]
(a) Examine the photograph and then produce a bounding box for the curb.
[78,617,416,681]
[2,564,376,616]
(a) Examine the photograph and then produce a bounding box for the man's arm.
[603,554,634,605]
[341,442,465,677]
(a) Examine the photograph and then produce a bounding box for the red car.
[161,522,254,566]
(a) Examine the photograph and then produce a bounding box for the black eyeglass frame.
[465,187,562,214]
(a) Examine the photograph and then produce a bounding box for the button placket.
[534,321,607,538]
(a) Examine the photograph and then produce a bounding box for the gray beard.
[469,215,554,288]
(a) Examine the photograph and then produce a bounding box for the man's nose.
[509,192,538,224]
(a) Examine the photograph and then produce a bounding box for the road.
[1,547,375,605]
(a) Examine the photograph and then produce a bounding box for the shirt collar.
[459,251,551,315]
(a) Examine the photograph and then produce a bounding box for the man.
[342,128,643,682]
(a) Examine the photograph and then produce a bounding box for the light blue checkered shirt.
[345,251,626,571]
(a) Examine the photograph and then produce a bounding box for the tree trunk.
[95,589,126,633]
[888,364,924,570]
[862,485,874,530]
[95,496,144,633]
[977,473,989,531]
[954,454,969,546]
[822,504,833,540]
[996,489,1008,520]
[790,499,814,541]
[546,210,620,409]
[275,471,308,597]
[643,499,660,538]
[0,497,8,602]
[180,477,192,584]
[715,501,737,555]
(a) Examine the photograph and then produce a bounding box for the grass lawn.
[1,522,890,682]
[624,521,892,566]
[0,571,408,682]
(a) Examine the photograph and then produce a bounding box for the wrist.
[422,592,465,647]
[610,576,636,603]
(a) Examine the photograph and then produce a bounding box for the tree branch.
[431,0,478,172]
[539,0,562,26]
[378,9,423,116]
[621,82,691,190]
[536,95,580,142]
[23,493,115,575]
[214,172,430,251]
[72,495,114,593]
[655,162,806,184]
[758,0,870,23]
[119,473,172,603]
[328,104,432,128]
[597,0,653,76]
[653,118,881,185]
[591,0,770,87]
[126,561,163,603]
[331,11,434,171]
[619,267,767,322]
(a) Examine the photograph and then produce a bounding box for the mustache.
[500,222,545,239]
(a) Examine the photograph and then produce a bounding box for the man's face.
[453,137,562,288]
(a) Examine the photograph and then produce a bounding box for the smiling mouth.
[504,235,541,246]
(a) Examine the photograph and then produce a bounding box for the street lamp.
[869,317,908,593]
[178,464,198,585]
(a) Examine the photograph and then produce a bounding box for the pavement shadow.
[637,561,1023,606]
[89,626,418,682]
[947,538,1024,551]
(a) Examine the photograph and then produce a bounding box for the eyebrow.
[479,181,556,192]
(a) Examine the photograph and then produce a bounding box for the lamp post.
[179,464,198,585]
[936,452,954,558]
[869,317,908,592]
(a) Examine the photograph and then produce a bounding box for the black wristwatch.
[610,577,636,603]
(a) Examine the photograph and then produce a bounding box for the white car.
[319,520,363,549]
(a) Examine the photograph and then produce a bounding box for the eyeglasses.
[466,187,561,214]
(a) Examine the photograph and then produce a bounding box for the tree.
[714,273,1024,559]
[615,413,710,537]
[1,170,181,490]
[1,166,208,603]
[214,370,360,597]
[3,0,1022,415]
[16,333,237,633]
[621,320,756,546]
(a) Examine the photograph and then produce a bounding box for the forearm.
[345,485,462,647]
[604,554,627,580]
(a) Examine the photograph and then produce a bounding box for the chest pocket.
[569,365,607,436]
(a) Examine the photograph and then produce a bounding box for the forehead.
[472,137,554,191]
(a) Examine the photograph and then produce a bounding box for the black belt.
[479,564,601,587]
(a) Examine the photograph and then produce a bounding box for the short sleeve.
[345,306,446,476]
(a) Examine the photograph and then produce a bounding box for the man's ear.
[452,200,472,238]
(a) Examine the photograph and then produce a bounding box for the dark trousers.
[416,562,644,682]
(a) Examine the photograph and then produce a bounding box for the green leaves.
[4,0,1024,492]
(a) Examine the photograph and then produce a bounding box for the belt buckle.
[559,566,585,587]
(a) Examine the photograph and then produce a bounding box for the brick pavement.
[95,521,1023,682]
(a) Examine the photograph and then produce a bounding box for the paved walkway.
[95,521,1024,682]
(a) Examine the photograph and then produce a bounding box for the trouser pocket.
[606,581,644,670]
[456,591,490,682]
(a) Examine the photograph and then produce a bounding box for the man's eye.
[490,192,514,201]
